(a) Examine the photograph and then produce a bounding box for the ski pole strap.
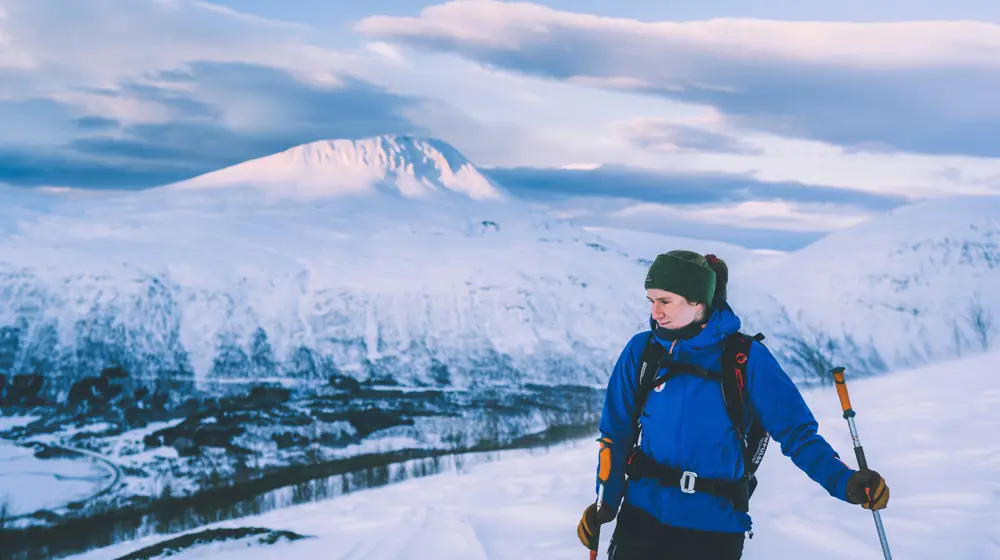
[831,366,855,418]
[625,450,750,512]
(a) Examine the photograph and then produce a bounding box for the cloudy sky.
[2,0,999,249]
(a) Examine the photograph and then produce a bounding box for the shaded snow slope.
[0,136,805,391]
[0,139,668,389]
[0,191,648,387]
[2,135,994,392]
[581,225,795,359]
[581,225,783,274]
[65,350,1000,559]
[744,195,1000,372]
[163,135,506,202]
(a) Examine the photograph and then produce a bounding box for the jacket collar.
[649,301,742,364]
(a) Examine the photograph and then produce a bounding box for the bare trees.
[965,294,995,351]
[0,492,13,529]
[777,292,997,385]
[778,328,887,387]
[952,294,996,356]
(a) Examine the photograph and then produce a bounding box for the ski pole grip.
[831,366,854,414]
[597,437,613,484]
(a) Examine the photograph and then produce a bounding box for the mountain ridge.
[0,137,997,393]
[743,194,1000,373]
[161,134,508,202]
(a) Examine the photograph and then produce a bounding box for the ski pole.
[830,366,892,560]
[590,484,604,560]
[591,437,612,560]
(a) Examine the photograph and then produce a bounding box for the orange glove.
[846,469,889,510]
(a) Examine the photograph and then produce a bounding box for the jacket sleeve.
[746,342,854,501]
[595,335,643,510]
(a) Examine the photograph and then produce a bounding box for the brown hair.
[703,253,728,303]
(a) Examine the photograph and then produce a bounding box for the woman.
[576,250,889,559]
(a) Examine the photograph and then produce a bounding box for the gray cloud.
[483,165,909,211]
[0,0,435,188]
[0,148,187,188]
[72,116,119,131]
[358,2,1000,157]
[0,62,428,188]
[0,0,339,99]
[587,211,826,252]
[614,118,762,155]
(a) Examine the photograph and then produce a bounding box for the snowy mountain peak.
[162,135,507,201]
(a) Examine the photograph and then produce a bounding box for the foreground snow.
[66,349,1000,559]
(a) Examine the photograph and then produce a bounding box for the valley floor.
[0,428,113,517]
[65,350,1000,559]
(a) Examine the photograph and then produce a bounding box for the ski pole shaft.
[590,437,612,559]
[590,484,604,560]
[831,366,892,560]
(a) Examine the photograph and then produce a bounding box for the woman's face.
[647,288,703,329]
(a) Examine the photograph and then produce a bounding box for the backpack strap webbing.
[626,330,772,506]
[721,331,770,498]
[629,333,666,450]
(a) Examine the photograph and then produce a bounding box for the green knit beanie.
[644,250,716,304]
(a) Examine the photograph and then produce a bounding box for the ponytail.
[704,254,728,303]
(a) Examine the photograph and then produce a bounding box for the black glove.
[846,468,889,510]
[576,501,617,550]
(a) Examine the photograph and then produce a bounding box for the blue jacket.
[597,302,855,533]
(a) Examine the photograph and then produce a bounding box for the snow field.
[63,349,1000,559]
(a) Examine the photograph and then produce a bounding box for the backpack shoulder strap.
[635,333,665,408]
[629,333,666,449]
[721,331,771,497]
[720,332,753,438]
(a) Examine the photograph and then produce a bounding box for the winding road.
[1,440,123,522]
[55,443,124,500]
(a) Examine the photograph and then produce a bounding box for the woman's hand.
[576,502,617,550]
[846,468,889,510]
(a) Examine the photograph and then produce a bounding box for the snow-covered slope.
[581,225,784,273]
[580,225,796,351]
[2,136,725,391]
[2,135,992,393]
[63,350,1000,560]
[164,135,506,202]
[744,195,1000,373]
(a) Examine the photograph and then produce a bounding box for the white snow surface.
[1,135,999,387]
[580,225,785,276]
[0,135,791,387]
[0,440,113,517]
[65,350,1000,559]
[0,138,656,385]
[744,194,1000,370]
